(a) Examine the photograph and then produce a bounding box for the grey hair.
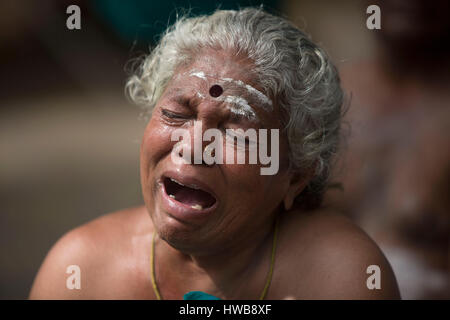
[126,7,343,210]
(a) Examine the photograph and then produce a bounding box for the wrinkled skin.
[29,48,400,300]
[140,48,296,256]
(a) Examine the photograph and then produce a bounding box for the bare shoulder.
[274,208,400,299]
[29,206,152,299]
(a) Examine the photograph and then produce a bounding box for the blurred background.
[0,0,448,299]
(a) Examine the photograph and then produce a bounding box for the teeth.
[170,178,185,186]
[191,204,203,210]
[169,194,175,199]
[170,178,200,190]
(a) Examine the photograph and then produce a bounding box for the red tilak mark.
[209,84,223,97]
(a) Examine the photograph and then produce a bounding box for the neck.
[155,216,277,299]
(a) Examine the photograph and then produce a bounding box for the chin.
[152,205,204,249]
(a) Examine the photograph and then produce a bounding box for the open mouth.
[163,177,217,210]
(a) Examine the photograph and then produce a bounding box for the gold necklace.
[150,216,280,300]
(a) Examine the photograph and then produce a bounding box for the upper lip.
[160,170,218,202]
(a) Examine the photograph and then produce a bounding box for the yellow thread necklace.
[150,216,280,300]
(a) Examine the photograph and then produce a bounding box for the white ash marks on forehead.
[186,70,273,111]
[220,78,272,111]
[216,95,258,122]
[196,92,206,99]
[189,70,207,80]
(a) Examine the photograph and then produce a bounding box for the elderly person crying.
[30,8,400,300]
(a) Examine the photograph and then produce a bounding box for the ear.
[283,168,315,211]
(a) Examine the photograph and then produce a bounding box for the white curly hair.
[126,7,344,209]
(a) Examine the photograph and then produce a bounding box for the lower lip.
[158,180,218,223]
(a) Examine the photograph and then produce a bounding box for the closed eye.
[161,108,191,120]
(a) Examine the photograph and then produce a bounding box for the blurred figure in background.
[325,0,450,299]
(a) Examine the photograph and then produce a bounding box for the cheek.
[221,165,288,224]
[223,163,279,200]
[221,147,291,207]
[140,118,174,176]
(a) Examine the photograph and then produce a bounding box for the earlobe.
[284,195,294,211]
[283,168,314,211]
[283,179,302,211]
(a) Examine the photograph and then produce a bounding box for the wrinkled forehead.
[177,52,259,86]
[169,53,273,111]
